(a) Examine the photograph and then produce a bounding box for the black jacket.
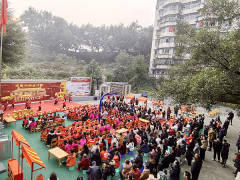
[169,151,176,163]
[102,165,115,179]
[160,156,171,169]
[154,151,161,164]
[213,141,222,152]
[90,152,101,166]
[236,137,240,148]
[176,146,182,157]
[133,154,143,169]
[223,121,229,130]
[221,143,230,159]
[170,165,180,180]
[86,166,102,180]
[191,158,202,178]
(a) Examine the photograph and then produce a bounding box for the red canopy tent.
[138,97,148,102]
[21,144,47,180]
[11,130,30,173]
[126,94,135,99]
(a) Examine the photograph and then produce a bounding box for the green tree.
[1,8,27,66]
[159,0,240,110]
[86,59,102,95]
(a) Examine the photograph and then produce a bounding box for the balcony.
[159,43,175,48]
[182,0,199,4]
[157,54,173,59]
[163,0,181,7]
[163,9,181,17]
[182,7,199,15]
[159,21,177,27]
[159,32,175,38]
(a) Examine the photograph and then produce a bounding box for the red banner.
[1,82,62,103]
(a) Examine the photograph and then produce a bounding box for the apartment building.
[149,0,202,78]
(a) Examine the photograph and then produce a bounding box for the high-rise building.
[149,0,202,78]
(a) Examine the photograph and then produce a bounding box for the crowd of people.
[30,95,240,180]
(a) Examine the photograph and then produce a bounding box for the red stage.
[3,100,80,119]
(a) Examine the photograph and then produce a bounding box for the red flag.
[0,0,8,33]
[169,27,174,33]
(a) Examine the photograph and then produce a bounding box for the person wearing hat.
[158,151,171,169]
[183,171,192,180]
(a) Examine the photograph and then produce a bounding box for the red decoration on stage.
[0,0,8,33]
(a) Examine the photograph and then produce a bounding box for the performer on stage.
[26,100,31,110]
[25,99,28,109]
[64,94,67,102]
[54,97,58,105]
[38,101,42,111]
[4,101,8,111]
[63,101,66,109]
[9,99,15,109]
[69,94,72,102]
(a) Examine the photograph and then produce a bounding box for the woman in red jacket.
[77,154,90,171]
[113,151,120,169]
[118,141,127,155]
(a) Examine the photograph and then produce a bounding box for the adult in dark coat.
[90,149,101,166]
[46,130,57,145]
[118,141,127,155]
[236,135,240,151]
[191,153,203,180]
[221,139,230,167]
[176,145,182,157]
[154,147,162,164]
[212,138,222,161]
[141,141,150,153]
[170,161,181,180]
[86,161,102,180]
[228,111,234,125]
[132,150,143,169]
[223,119,229,135]
[102,161,115,180]
[159,151,171,169]
[186,145,193,166]
[234,149,240,175]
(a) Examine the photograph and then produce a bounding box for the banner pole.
[0,25,3,102]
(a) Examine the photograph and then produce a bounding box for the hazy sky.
[9,0,156,27]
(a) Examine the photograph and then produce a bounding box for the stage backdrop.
[1,79,67,103]
[66,77,91,96]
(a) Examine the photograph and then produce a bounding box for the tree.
[158,0,240,110]
[1,8,27,66]
[85,59,102,95]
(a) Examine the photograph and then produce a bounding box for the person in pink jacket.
[135,134,142,145]
[79,136,87,147]
[28,119,37,131]
[65,139,74,153]
[90,112,95,119]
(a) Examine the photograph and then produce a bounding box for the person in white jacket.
[126,139,134,153]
